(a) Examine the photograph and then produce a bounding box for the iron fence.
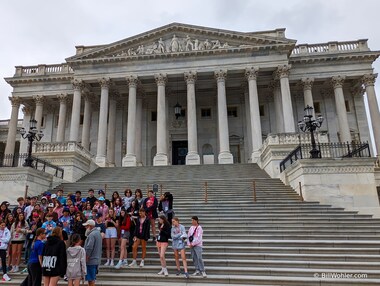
[280,142,371,172]
[0,153,64,179]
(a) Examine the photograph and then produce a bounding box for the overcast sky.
[1,0,379,122]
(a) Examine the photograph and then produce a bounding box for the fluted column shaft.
[96,78,110,166]
[69,80,83,142]
[153,74,168,166]
[215,70,233,164]
[135,95,143,165]
[107,94,117,166]
[19,107,31,154]
[33,95,44,131]
[4,97,21,155]
[278,65,295,132]
[301,78,315,117]
[185,71,200,165]
[56,94,68,142]
[272,81,284,133]
[332,76,351,142]
[81,94,92,150]
[246,67,262,162]
[362,74,380,155]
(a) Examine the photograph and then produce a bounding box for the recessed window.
[40,116,45,128]
[201,108,211,118]
[259,105,265,117]
[80,114,84,125]
[345,100,351,112]
[181,108,186,118]
[151,111,157,122]
[313,102,321,114]
[55,115,59,127]
[227,106,238,117]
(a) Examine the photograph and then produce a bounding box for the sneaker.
[2,274,11,281]
[192,270,200,276]
[202,271,207,278]
[13,266,19,273]
[104,260,110,266]
[122,259,128,266]
[163,268,168,276]
[139,260,144,267]
[184,272,189,279]
[157,268,164,275]
[115,261,123,269]
[109,260,114,267]
[152,237,156,242]
[20,268,28,274]
[64,276,68,281]
[128,260,138,268]
[175,269,182,276]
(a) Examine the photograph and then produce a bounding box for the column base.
[153,154,168,166]
[218,151,234,164]
[186,153,200,165]
[122,155,137,167]
[94,156,109,167]
[249,150,261,163]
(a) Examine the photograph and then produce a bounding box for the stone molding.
[0,174,28,181]
[331,75,345,89]
[184,71,197,84]
[72,79,84,91]
[57,93,68,103]
[214,69,227,82]
[245,67,259,81]
[276,65,291,79]
[302,165,374,174]
[362,73,377,87]
[301,77,314,91]
[33,95,45,105]
[154,73,167,86]
[99,77,111,89]
[126,75,139,88]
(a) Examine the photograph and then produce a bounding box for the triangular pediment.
[66,23,296,63]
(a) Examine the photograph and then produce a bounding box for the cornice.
[5,75,73,85]
[290,51,380,65]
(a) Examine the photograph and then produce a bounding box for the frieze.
[302,166,374,174]
[0,174,28,181]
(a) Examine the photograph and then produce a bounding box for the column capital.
[22,106,32,116]
[99,77,111,89]
[109,90,120,101]
[245,67,259,81]
[82,91,95,102]
[350,86,365,97]
[331,75,346,89]
[154,73,167,86]
[72,79,84,91]
[276,65,291,79]
[184,71,197,84]
[57,93,68,104]
[214,69,227,82]
[269,80,280,91]
[33,95,45,105]
[8,96,21,107]
[362,73,377,87]
[126,75,139,87]
[301,77,314,91]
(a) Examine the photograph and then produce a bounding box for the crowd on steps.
[0,187,207,285]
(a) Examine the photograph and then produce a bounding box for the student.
[115,209,131,269]
[104,209,118,266]
[171,217,189,278]
[143,190,158,241]
[42,214,57,236]
[187,216,207,278]
[66,233,86,286]
[158,192,174,224]
[156,215,171,276]
[129,208,150,268]
[0,221,11,281]
[42,227,67,286]
[10,212,29,272]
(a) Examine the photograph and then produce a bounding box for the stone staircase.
[10,164,380,285]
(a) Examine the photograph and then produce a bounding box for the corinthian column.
[33,95,44,131]
[153,73,168,166]
[362,74,380,156]
[135,92,143,166]
[4,97,21,156]
[270,80,284,133]
[123,75,139,166]
[107,91,118,167]
[81,93,93,151]
[276,65,295,132]
[56,94,68,142]
[301,78,315,117]
[19,106,32,154]
[331,76,351,142]
[215,70,233,164]
[184,71,200,165]
[95,78,110,167]
[69,79,83,142]
[245,67,262,162]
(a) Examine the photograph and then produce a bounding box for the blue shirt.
[29,239,45,264]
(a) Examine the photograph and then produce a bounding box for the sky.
[1,0,379,127]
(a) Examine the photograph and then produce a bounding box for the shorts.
[156,241,168,248]
[85,265,97,282]
[11,240,25,245]
[120,230,130,240]
[105,227,117,238]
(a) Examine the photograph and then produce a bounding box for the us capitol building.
[2,23,380,196]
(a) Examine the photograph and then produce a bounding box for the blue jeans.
[190,246,205,272]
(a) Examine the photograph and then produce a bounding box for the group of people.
[0,187,206,285]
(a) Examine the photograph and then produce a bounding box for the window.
[201,108,211,118]
[345,100,351,112]
[259,105,265,117]
[313,102,321,114]
[40,116,45,128]
[151,111,157,122]
[55,115,59,127]
[80,114,84,125]
[227,106,238,117]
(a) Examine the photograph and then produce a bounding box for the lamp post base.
[309,149,321,159]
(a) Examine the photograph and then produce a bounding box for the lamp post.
[174,102,182,119]
[19,119,44,167]
[298,105,324,158]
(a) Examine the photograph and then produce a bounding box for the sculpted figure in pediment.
[204,39,212,50]
[158,38,166,53]
[194,39,199,50]
[212,40,221,49]
[170,34,180,52]
[185,35,194,51]
[127,48,136,56]
[136,45,145,55]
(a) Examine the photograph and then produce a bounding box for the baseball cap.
[98,197,105,201]
[41,196,47,201]
[95,213,103,218]
[33,213,39,218]
[83,219,95,227]
[63,207,70,213]
[48,203,54,208]
[51,194,57,199]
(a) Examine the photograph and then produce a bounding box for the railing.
[280,142,371,172]
[291,40,369,56]
[35,141,93,160]
[14,64,74,77]
[0,153,64,179]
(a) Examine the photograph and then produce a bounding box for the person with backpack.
[66,233,86,286]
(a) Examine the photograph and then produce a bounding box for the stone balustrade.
[14,64,74,77]
[35,141,93,159]
[262,132,329,149]
[291,40,369,55]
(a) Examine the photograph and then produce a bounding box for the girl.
[127,200,139,255]
[66,233,86,286]
[156,215,171,276]
[187,216,207,278]
[171,217,189,278]
[10,212,29,272]
[115,209,131,269]
[42,227,67,286]
[113,198,123,220]
[122,189,135,210]
[104,208,118,266]
[128,208,150,268]
[72,212,86,243]
[134,189,144,208]
[24,227,46,286]
[143,190,158,241]
[82,203,93,220]
[0,221,11,281]
[111,191,121,208]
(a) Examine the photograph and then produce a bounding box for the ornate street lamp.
[174,102,182,119]
[19,119,44,167]
[298,105,324,158]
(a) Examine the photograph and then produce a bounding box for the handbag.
[188,226,198,243]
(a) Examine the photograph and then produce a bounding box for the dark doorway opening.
[172,141,188,165]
